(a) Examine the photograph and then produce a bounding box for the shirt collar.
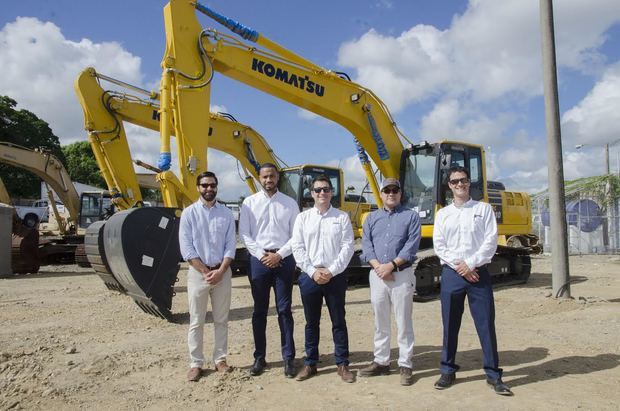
[313,205,333,215]
[199,196,219,209]
[382,204,403,214]
[260,189,279,200]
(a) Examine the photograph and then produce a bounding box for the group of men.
[178,163,513,396]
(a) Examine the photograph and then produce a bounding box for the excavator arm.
[0,142,81,234]
[74,67,285,207]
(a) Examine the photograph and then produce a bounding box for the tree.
[0,96,64,198]
[62,141,106,188]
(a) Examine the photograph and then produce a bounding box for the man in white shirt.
[179,171,236,382]
[239,163,300,378]
[291,175,355,383]
[432,166,512,395]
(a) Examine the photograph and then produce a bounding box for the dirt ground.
[1,254,619,410]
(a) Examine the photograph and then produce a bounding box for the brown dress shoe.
[215,361,233,373]
[337,364,355,383]
[187,367,202,382]
[399,367,414,386]
[295,364,317,381]
[358,362,390,377]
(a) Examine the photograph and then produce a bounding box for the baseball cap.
[380,178,400,190]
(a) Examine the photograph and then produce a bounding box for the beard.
[201,191,216,202]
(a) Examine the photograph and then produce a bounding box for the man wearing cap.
[359,178,421,386]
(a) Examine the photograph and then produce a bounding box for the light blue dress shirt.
[179,200,236,266]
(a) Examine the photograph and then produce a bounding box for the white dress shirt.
[239,190,299,259]
[291,205,354,277]
[433,199,498,270]
[179,199,236,266]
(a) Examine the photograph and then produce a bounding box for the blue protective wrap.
[244,142,261,173]
[365,111,389,161]
[194,3,259,42]
[354,139,370,165]
[157,152,171,171]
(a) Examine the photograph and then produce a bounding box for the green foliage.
[0,96,64,198]
[62,141,106,188]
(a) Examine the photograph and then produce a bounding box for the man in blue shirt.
[179,171,236,382]
[359,178,421,386]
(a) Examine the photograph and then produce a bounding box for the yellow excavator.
[0,142,121,270]
[74,68,372,316]
[74,1,537,320]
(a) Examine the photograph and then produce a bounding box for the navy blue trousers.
[439,265,502,380]
[249,255,296,361]
[298,272,349,366]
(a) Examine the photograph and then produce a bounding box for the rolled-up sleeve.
[396,212,421,263]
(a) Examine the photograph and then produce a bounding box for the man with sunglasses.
[432,166,512,395]
[179,171,236,382]
[359,178,421,386]
[291,175,355,383]
[239,163,300,378]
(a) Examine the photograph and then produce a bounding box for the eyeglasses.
[449,177,469,185]
[381,188,400,194]
[199,183,217,189]
[313,187,332,193]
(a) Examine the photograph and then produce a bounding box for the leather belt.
[205,264,221,271]
[264,249,279,253]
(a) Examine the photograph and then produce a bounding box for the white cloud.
[0,17,142,142]
[561,62,620,147]
[338,0,620,107]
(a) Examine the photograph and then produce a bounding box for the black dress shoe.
[284,359,297,378]
[487,378,513,396]
[250,358,267,376]
[434,373,456,390]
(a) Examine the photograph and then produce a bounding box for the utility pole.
[540,0,571,298]
[605,143,610,175]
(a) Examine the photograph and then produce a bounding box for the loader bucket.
[85,221,125,293]
[103,207,182,321]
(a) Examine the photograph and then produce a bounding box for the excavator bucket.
[10,212,40,274]
[85,221,126,293]
[103,207,182,321]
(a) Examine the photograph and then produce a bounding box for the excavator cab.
[279,165,342,211]
[78,191,114,229]
[401,141,486,225]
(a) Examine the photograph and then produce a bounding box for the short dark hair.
[196,171,218,186]
[258,162,278,174]
[310,175,333,190]
[447,166,469,180]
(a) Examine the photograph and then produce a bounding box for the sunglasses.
[313,187,332,193]
[448,177,470,185]
[199,183,217,189]
[382,187,400,194]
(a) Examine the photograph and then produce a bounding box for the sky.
[1,0,619,202]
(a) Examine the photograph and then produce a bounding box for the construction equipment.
[175,1,538,293]
[74,1,537,319]
[74,67,372,319]
[0,142,117,269]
